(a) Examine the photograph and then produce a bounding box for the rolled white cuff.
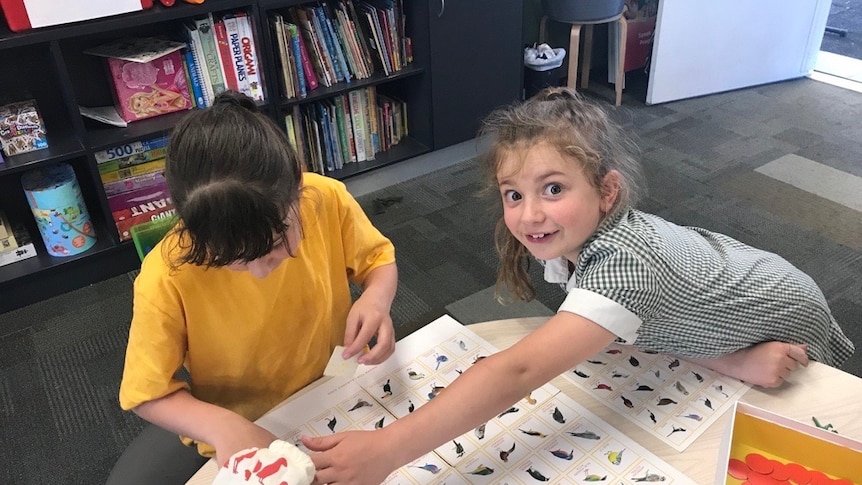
[558,288,642,344]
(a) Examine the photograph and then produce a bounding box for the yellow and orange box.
[716,402,861,484]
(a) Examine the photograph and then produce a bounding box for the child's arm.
[686,341,809,388]
[305,311,617,485]
[132,389,276,466]
[343,262,398,365]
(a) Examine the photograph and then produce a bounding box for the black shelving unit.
[0,0,523,314]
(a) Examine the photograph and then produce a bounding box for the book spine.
[286,23,307,97]
[347,89,367,162]
[95,135,169,164]
[235,13,264,101]
[183,47,207,108]
[321,6,352,82]
[114,206,177,242]
[310,7,343,83]
[223,15,250,97]
[214,20,240,92]
[194,14,227,96]
[107,181,171,213]
[103,171,167,196]
[293,21,319,90]
[97,147,166,174]
[185,24,215,106]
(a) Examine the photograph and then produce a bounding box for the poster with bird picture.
[254,315,697,484]
[562,341,750,451]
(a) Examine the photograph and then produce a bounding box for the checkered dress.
[545,209,854,367]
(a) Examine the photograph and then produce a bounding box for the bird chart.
[561,342,750,452]
[255,315,696,484]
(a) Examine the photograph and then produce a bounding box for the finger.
[303,434,338,453]
[361,326,394,365]
[343,313,361,352]
[788,343,810,366]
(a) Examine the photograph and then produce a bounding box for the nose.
[521,196,545,223]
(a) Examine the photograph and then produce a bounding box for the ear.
[599,170,621,213]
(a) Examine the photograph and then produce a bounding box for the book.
[100,158,166,184]
[272,15,296,98]
[285,21,307,98]
[214,19,240,92]
[184,24,215,106]
[223,13,250,97]
[97,148,166,174]
[103,170,166,197]
[193,14,228,97]
[108,181,171,213]
[182,47,207,108]
[292,19,319,90]
[347,89,368,162]
[291,8,333,87]
[234,12,265,101]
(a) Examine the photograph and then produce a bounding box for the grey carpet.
[1,76,862,484]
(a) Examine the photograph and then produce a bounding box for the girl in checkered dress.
[483,87,853,387]
[303,88,854,485]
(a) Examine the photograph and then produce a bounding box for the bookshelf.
[0,0,522,314]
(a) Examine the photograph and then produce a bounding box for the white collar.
[542,257,570,284]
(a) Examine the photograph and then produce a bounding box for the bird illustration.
[434,353,449,370]
[702,397,714,410]
[611,371,630,379]
[584,470,607,481]
[348,399,372,411]
[475,423,486,439]
[549,449,573,460]
[673,381,689,396]
[648,410,657,423]
[458,340,468,351]
[667,425,686,437]
[518,428,547,438]
[633,384,653,392]
[466,465,494,476]
[409,463,441,474]
[524,392,537,405]
[326,416,337,433]
[253,457,288,482]
[691,370,704,382]
[407,399,415,413]
[428,384,445,400]
[629,355,640,367]
[473,355,487,364]
[381,379,392,398]
[453,439,464,457]
[677,413,703,421]
[552,406,565,423]
[654,369,662,379]
[586,359,606,365]
[526,467,550,481]
[374,416,385,429]
[606,349,622,355]
[568,430,601,440]
[656,397,677,406]
[812,416,839,433]
[573,369,590,378]
[668,358,680,370]
[633,470,667,482]
[605,448,625,465]
[714,384,729,397]
[594,383,613,392]
[456,369,463,374]
[407,370,425,380]
[498,407,519,418]
[499,442,516,462]
[621,395,634,408]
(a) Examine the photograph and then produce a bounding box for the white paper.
[24,0,143,28]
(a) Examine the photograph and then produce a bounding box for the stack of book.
[183,11,265,107]
[97,136,175,242]
[0,209,37,268]
[285,85,407,174]
[270,0,410,99]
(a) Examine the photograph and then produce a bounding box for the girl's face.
[497,142,618,263]
[226,210,302,279]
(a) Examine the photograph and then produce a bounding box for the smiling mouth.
[526,232,556,241]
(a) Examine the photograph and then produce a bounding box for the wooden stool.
[539,4,628,106]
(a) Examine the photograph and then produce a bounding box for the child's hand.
[343,295,395,365]
[212,417,277,468]
[304,430,399,485]
[706,341,809,388]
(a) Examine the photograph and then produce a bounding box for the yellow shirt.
[119,173,395,456]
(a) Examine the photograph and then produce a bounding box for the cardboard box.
[0,0,153,32]
[0,99,48,156]
[716,402,862,484]
[85,38,192,123]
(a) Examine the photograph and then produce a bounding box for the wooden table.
[188,317,862,485]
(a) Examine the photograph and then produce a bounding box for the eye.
[503,190,522,202]
[543,183,563,196]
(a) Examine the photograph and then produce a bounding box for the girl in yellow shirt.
[107,91,398,484]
